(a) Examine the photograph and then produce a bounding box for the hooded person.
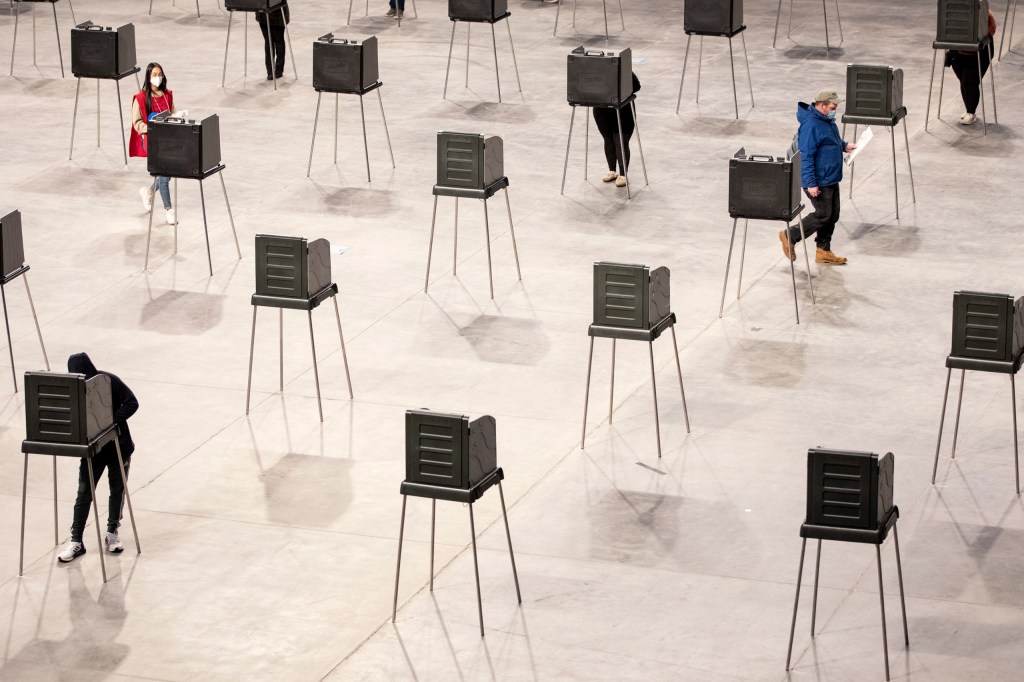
[58,353,139,564]
[779,89,857,266]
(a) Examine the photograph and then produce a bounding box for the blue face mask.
[826,109,837,120]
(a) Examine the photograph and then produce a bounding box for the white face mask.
[150,75,163,88]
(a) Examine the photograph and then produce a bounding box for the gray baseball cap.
[814,89,844,104]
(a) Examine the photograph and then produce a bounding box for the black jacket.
[67,353,139,458]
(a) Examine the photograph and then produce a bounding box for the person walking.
[129,62,176,225]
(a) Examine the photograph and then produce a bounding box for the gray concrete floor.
[1,0,1023,679]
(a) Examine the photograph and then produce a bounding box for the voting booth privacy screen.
[436,132,504,190]
[313,35,379,93]
[567,47,633,107]
[683,0,743,35]
[24,372,113,446]
[592,262,671,330]
[405,410,498,489]
[255,235,332,299]
[71,22,137,79]
[806,448,894,530]
[148,115,222,179]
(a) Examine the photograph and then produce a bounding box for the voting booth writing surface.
[393,409,520,637]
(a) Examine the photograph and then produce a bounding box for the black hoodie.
[67,353,139,458]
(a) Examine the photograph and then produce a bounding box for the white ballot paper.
[844,127,873,166]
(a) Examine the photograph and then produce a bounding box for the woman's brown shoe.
[778,230,795,261]
[815,248,847,265]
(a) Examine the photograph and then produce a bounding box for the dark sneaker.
[58,541,86,563]
[778,230,795,261]
[815,248,848,265]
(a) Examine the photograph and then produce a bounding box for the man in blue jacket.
[780,89,857,265]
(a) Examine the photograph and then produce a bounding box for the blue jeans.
[151,175,171,210]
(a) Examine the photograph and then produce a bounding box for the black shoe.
[274,71,284,79]
[266,74,274,81]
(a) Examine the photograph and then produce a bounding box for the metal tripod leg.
[334,94,338,164]
[581,336,594,446]
[893,524,909,646]
[498,481,522,603]
[669,325,691,433]
[835,0,844,43]
[617,0,625,30]
[96,80,100,148]
[52,456,57,545]
[785,537,807,671]
[219,173,241,260]
[69,77,81,159]
[1012,374,1020,494]
[939,56,947,119]
[429,499,436,590]
[503,188,521,280]
[506,20,521,93]
[632,102,648,185]
[718,217,739,318]
[483,198,495,299]
[951,369,965,459]
[245,306,257,414]
[469,502,485,637]
[822,0,830,54]
[615,108,630,199]
[52,2,63,78]
[772,0,784,48]
[728,36,739,119]
[424,196,438,291]
[608,339,616,424]
[978,51,987,135]
[1,284,17,391]
[889,125,899,219]
[696,37,703,103]
[560,106,576,195]
[810,539,822,635]
[453,198,459,276]
[308,310,323,422]
[742,31,754,107]
[932,367,952,483]
[925,50,937,131]
[284,16,297,80]
[676,35,692,114]
[798,219,815,304]
[114,440,140,554]
[443,22,456,99]
[378,88,395,168]
[307,91,321,176]
[22,275,48,369]
[87,458,107,583]
[584,114,589,180]
[116,79,127,165]
[490,23,501,103]
[198,179,213,276]
[332,296,354,399]
[391,495,407,622]
[736,219,749,299]
[359,94,371,181]
[988,41,998,124]
[279,308,283,391]
[648,341,662,458]
[876,544,891,681]
[144,185,156,270]
[903,118,916,203]
[221,11,232,87]
[18,454,27,576]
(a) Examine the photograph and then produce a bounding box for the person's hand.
[807,186,820,198]
[845,143,857,153]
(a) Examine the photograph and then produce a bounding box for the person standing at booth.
[780,89,856,266]
[130,62,176,225]
[257,0,289,80]
[57,353,139,564]
[946,8,996,125]
[593,72,641,189]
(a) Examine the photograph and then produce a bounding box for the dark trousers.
[389,0,406,9]
[70,448,130,542]
[259,21,286,77]
[593,106,635,175]
[950,48,991,115]
[788,184,840,251]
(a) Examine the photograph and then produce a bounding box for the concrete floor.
[1,0,1023,679]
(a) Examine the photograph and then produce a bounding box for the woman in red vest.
[129,63,176,225]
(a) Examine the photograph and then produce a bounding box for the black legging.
[258,20,286,77]
[593,105,635,175]
[949,44,992,115]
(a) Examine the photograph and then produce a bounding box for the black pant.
[593,106,635,175]
[70,448,130,542]
[259,21,286,77]
[788,185,840,251]
[950,47,991,115]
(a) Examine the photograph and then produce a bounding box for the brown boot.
[778,230,795,261]
[815,248,848,265]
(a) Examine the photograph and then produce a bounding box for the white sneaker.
[614,175,627,187]
[602,170,619,183]
[140,187,153,211]
[960,113,977,125]
[57,541,86,563]
[104,532,124,554]
[165,208,176,225]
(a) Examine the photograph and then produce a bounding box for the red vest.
[128,89,174,158]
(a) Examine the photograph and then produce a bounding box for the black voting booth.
[424,132,522,300]
[841,64,916,220]
[772,0,845,53]
[0,210,50,393]
[786,448,908,681]
[145,114,241,276]
[9,0,76,78]
[221,0,298,91]
[19,371,141,584]
[720,149,813,324]
[68,21,140,166]
[391,409,521,637]
[560,47,649,200]
[244,234,353,422]
[552,0,626,41]
[926,0,999,135]
[580,262,691,458]
[676,0,754,120]
[307,35,395,182]
[442,0,522,103]
[932,291,1024,494]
